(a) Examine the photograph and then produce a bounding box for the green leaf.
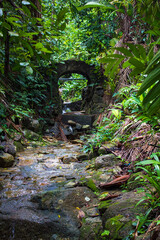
[99,57,115,64]
[136,45,146,60]
[115,47,133,57]
[26,66,33,74]
[22,6,31,16]
[148,96,160,115]
[145,49,160,73]
[136,160,160,166]
[2,22,11,30]
[77,2,115,11]
[101,230,110,236]
[35,42,43,49]
[6,17,20,22]
[126,43,140,58]
[122,60,131,68]
[130,67,143,76]
[110,58,122,78]
[56,7,68,23]
[111,109,121,119]
[0,32,3,37]
[41,47,52,53]
[138,65,160,95]
[129,57,145,69]
[8,31,19,37]
[108,54,125,59]
[143,81,160,105]
[20,62,29,66]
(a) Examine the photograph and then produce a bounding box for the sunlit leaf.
[22,1,30,5]
[26,66,33,74]
[20,62,29,66]
[8,31,19,37]
[77,2,115,11]
[0,8,3,16]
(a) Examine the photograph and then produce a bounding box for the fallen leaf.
[77,209,85,220]
[99,174,130,188]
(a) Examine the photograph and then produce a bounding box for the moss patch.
[105,214,124,239]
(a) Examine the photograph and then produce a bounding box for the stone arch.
[55,60,103,84]
[47,60,105,116]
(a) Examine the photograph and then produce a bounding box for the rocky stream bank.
[0,129,150,240]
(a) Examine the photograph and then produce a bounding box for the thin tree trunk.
[4,31,10,78]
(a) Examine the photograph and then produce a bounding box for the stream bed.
[0,137,149,240]
[0,140,101,240]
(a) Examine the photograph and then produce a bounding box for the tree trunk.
[4,31,10,78]
[31,0,42,18]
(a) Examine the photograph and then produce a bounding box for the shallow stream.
[0,141,93,240]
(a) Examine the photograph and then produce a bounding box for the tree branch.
[6,0,26,16]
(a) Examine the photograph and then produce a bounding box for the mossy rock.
[0,152,15,167]
[79,177,99,193]
[105,215,132,239]
[14,141,24,152]
[94,154,119,170]
[23,129,40,141]
[102,191,148,239]
[80,217,103,240]
[98,200,112,211]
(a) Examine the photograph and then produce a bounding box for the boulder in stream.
[94,154,119,169]
[0,152,15,167]
[1,141,16,156]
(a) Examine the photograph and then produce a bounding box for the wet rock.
[102,191,147,239]
[62,155,78,164]
[14,141,24,152]
[36,187,97,211]
[111,166,122,175]
[77,153,88,161]
[99,173,111,182]
[86,207,99,217]
[105,215,132,240]
[64,181,77,188]
[80,216,103,240]
[0,195,80,240]
[1,141,16,156]
[31,119,41,132]
[98,147,106,155]
[75,123,82,130]
[62,187,98,209]
[136,234,150,240]
[78,177,99,193]
[22,118,41,133]
[0,152,15,167]
[23,129,40,141]
[62,126,74,136]
[70,162,88,170]
[94,154,119,169]
[68,120,77,126]
[98,143,117,155]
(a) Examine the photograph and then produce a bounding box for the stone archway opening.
[48,60,107,115]
[58,73,88,112]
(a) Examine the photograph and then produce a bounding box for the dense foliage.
[0,0,160,238]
